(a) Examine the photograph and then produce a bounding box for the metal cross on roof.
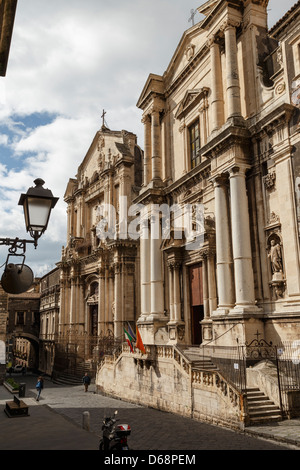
[101,109,106,127]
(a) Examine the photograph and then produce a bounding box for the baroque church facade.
[52,0,300,426]
[55,125,143,373]
[95,0,300,426]
[132,0,300,350]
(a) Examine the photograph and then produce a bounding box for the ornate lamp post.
[0,178,58,293]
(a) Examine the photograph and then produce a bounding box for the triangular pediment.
[136,74,164,110]
[175,87,209,120]
[64,178,78,200]
[197,0,220,18]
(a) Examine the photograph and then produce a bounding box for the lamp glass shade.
[25,197,53,232]
[18,179,59,238]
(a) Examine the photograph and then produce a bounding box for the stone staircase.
[52,371,83,386]
[53,361,96,386]
[246,387,283,425]
[182,346,218,370]
[181,347,283,426]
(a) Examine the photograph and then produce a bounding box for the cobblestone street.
[0,374,298,452]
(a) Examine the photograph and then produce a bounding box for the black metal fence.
[204,345,247,392]
[53,331,122,378]
[203,339,300,418]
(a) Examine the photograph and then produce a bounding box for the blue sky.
[0,0,297,277]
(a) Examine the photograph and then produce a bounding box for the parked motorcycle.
[99,410,131,451]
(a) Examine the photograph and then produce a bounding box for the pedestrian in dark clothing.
[83,373,91,392]
[36,376,44,401]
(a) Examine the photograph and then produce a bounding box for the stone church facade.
[97,1,300,427]
[56,125,143,374]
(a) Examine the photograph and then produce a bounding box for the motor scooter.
[99,410,131,451]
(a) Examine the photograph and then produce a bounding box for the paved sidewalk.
[0,374,299,451]
[246,418,300,449]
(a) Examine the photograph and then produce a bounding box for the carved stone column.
[224,20,242,119]
[209,36,224,131]
[151,107,162,182]
[229,166,257,310]
[142,114,151,186]
[213,176,235,313]
[150,211,164,317]
[140,217,151,319]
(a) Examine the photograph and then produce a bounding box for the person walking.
[83,372,91,392]
[36,376,44,401]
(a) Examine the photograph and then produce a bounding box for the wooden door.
[189,264,204,345]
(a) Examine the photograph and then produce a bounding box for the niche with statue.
[267,232,286,299]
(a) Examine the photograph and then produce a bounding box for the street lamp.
[18,178,59,246]
[0,178,59,294]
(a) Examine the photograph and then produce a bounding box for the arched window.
[90,281,99,296]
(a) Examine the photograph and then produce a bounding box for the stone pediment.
[197,0,220,18]
[136,74,164,110]
[175,87,209,120]
[64,178,78,200]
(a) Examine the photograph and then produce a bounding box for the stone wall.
[97,348,243,430]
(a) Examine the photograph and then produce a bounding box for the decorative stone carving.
[263,171,276,190]
[185,44,195,61]
[267,211,280,226]
[275,82,285,95]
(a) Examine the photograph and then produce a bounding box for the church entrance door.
[90,305,98,336]
[189,263,204,345]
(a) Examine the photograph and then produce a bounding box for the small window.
[189,120,201,169]
[16,312,25,326]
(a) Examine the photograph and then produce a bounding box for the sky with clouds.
[0,0,297,278]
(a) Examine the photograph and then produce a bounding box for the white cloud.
[0,0,296,277]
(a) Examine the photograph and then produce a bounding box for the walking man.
[83,372,91,392]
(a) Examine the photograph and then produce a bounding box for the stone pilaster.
[114,262,122,339]
[207,253,217,315]
[173,263,182,322]
[168,263,174,321]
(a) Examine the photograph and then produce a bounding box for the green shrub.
[5,378,19,390]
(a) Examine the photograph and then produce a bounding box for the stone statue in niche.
[269,239,283,273]
[267,234,284,281]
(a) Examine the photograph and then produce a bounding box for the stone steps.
[53,373,83,386]
[182,347,217,370]
[246,387,282,425]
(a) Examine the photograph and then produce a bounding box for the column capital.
[141,114,151,125]
[228,164,251,177]
[149,100,165,115]
[207,33,217,48]
[221,18,241,32]
[211,174,229,187]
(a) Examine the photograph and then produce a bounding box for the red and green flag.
[124,327,134,353]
